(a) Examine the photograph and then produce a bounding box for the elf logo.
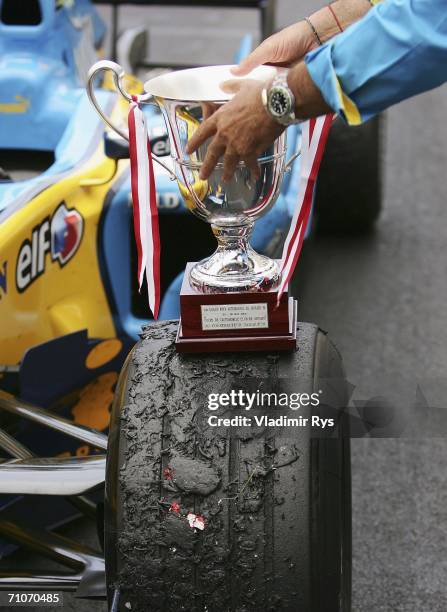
[16,203,84,292]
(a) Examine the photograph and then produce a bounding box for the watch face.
[269,87,290,117]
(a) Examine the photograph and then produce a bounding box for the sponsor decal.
[150,132,170,157]
[128,191,181,210]
[16,203,84,292]
[149,125,170,157]
[0,95,30,114]
[0,261,7,298]
[51,203,84,266]
[157,192,180,209]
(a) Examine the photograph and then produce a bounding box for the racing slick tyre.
[106,321,351,612]
[315,115,383,233]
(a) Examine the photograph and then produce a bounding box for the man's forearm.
[285,0,372,120]
[308,0,371,44]
[288,62,332,119]
[305,0,447,125]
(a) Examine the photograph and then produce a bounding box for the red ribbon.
[278,114,334,305]
[128,96,161,319]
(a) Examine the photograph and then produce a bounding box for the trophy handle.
[87,60,176,180]
[284,148,301,172]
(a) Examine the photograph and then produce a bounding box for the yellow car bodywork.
[0,103,130,366]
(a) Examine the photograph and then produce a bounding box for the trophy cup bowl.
[87,62,289,294]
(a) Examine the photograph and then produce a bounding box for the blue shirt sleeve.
[305,0,447,124]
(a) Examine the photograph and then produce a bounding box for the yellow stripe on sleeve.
[334,77,362,125]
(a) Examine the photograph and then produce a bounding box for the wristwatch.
[262,72,298,126]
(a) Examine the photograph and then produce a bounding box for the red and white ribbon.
[128,96,161,319]
[277,114,334,305]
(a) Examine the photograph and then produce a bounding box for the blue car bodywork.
[0,0,105,152]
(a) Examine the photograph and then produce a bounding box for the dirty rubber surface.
[117,322,284,612]
[111,321,348,611]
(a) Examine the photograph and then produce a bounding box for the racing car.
[0,0,381,609]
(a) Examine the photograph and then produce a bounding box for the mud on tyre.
[105,321,351,612]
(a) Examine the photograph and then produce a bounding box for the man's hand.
[231,21,318,76]
[232,0,371,77]
[186,80,284,182]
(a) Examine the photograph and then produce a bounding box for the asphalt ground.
[298,87,447,612]
[2,3,447,611]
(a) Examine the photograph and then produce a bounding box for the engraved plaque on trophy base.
[175,263,297,354]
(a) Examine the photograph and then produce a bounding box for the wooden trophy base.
[175,263,297,354]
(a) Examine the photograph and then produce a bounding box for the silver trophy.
[87,61,297,294]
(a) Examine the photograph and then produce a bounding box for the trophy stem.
[213,221,252,250]
[189,222,280,294]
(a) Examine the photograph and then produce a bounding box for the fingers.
[231,40,273,76]
[204,148,261,183]
[198,143,262,183]
[244,155,261,182]
[186,117,217,154]
[199,140,225,180]
[223,152,260,183]
[220,79,244,95]
[221,78,258,95]
[222,151,240,182]
[202,102,219,121]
